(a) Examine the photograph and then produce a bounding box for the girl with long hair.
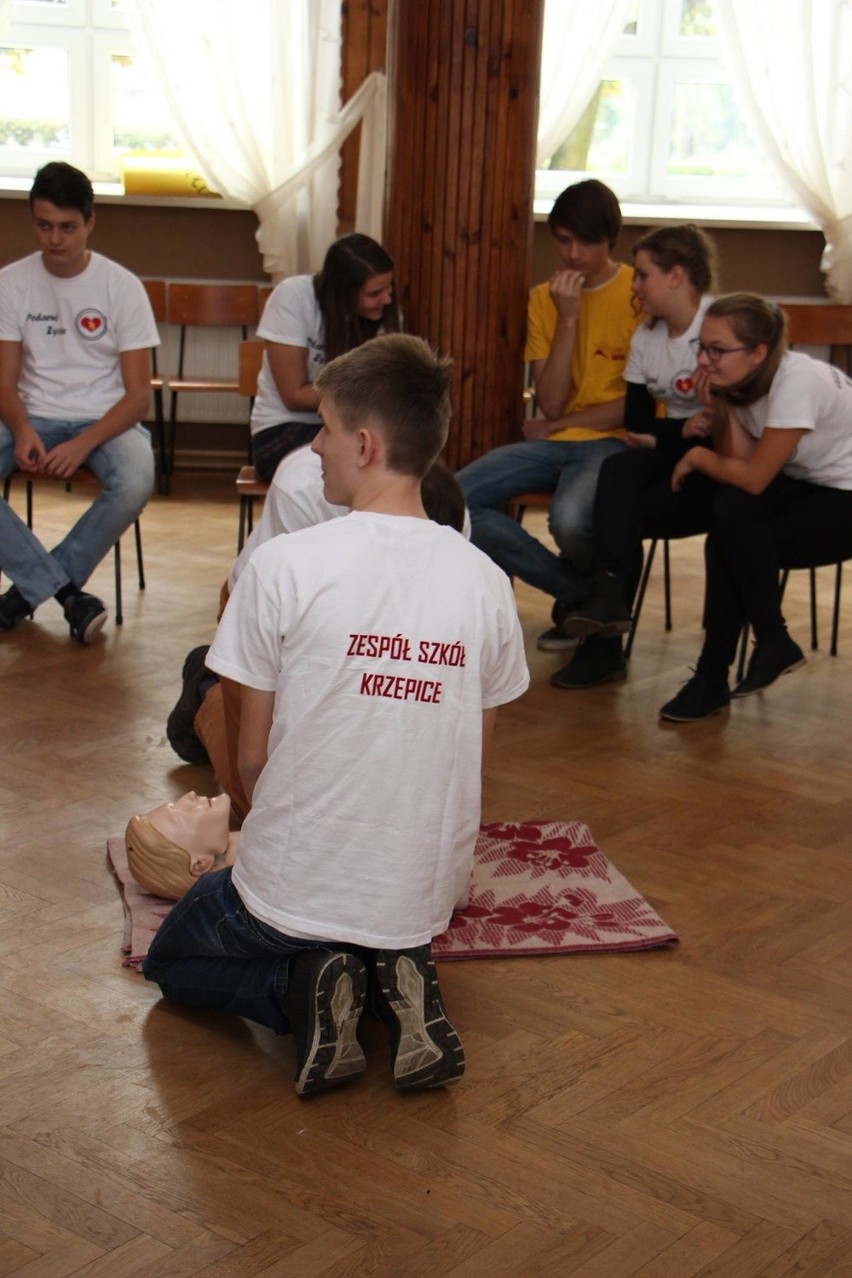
[250,233,400,482]
[659,292,852,721]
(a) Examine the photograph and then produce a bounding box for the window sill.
[533,198,820,233]
[0,177,247,212]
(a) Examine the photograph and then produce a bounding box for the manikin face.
[311,394,362,506]
[631,249,678,318]
[694,315,767,389]
[32,198,93,278]
[550,227,613,287]
[145,791,230,859]
[357,271,394,321]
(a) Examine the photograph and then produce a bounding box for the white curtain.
[537,0,632,165]
[717,0,852,302]
[0,0,12,37]
[129,0,386,278]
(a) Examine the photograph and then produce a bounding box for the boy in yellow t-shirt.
[457,179,639,657]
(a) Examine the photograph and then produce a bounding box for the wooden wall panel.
[385,0,544,471]
[340,0,389,229]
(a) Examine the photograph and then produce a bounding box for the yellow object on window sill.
[121,154,220,199]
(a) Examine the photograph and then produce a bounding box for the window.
[0,0,191,186]
[537,0,798,218]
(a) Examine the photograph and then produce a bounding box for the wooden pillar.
[384,0,544,470]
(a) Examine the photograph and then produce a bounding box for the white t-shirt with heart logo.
[0,251,160,422]
[624,294,713,420]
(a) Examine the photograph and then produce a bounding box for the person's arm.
[38,347,153,480]
[0,340,46,471]
[531,269,584,419]
[265,341,321,415]
[522,395,625,440]
[672,423,805,495]
[481,706,498,771]
[237,685,275,804]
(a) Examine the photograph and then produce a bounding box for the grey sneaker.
[285,950,368,1097]
[372,944,465,1091]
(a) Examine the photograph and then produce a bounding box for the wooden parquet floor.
[1,474,850,1277]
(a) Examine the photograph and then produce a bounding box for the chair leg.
[624,538,657,661]
[663,538,672,631]
[154,386,167,495]
[808,566,818,650]
[164,390,178,495]
[134,518,145,590]
[735,624,750,683]
[114,538,123,625]
[831,562,842,656]
[238,496,249,553]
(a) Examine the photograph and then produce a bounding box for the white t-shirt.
[737,351,852,490]
[625,295,713,419]
[0,251,159,421]
[228,445,347,589]
[207,513,530,949]
[229,445,473,590]
[250,274,323,435]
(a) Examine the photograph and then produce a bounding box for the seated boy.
[0,162,157,642]
[457,178,639,651]
[144,334,529,1097]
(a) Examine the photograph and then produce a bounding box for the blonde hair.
[125,815,200,900]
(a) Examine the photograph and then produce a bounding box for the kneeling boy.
[144,334,529,1096]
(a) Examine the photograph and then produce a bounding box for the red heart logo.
[81,315,102,332]
[674,374,693,394]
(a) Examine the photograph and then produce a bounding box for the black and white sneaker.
[0,585,34,631]
[166,645,214,764]
[536,627,580,652]
[372,944,465,1091]
[285,950,368,1097]
[63,591,107,644]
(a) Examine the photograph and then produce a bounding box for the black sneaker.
[372,944,465,1091]
[550,635,626,689]
[63,591,107,644]
[0,585,34,631]
[167,645,214,764]
[659,671,730,722]
[536,627,580,652]
[557,577,632,639]
[732,638,806,698]
[285,950,368,1097]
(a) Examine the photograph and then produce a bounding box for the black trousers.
[699,474,852,677]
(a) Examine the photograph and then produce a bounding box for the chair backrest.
[239,340,264,398]
[167,282,260,328]
[258,284,274,319]
[141,278,167,323]
[781,303,852,376]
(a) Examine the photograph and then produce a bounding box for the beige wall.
[532,220,828,300]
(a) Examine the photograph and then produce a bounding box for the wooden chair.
[163,283,260,492]
[2,470,145,625]
[235,340,268,552]
[141,279,167,491]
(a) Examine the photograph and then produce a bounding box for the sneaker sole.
[375,950,465,1091]
[550,665,627,690]
[658,702,729,723]
[77,607,108,645]
[731,656,807,699]
[166,646,212,764]
[559,615,632,640]
[536,634,580,652]
[293,954,367,1097]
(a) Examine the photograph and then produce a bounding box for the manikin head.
[125,792,236,900]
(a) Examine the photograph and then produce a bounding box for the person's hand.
[682,409,712,439]
[692,366,714,407]
[671,448,701,492]
[548,269,584,320]
[522,416,557,441]
[39,436,92,480]
[12,425,46,472]
[624,431,656,449]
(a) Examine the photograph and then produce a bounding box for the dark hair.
[314,233,400,362]
[632,223,717,295]
[704,293,787,423]
[548,179,621,248]
[421,458,465,531]
[29,162,94,220]
[315,333,452,478]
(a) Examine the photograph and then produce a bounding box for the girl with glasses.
[659,292,852,721]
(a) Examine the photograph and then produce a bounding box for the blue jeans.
[144,867,340,1034]
[457,437,626,603]
[0,418,154,608]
